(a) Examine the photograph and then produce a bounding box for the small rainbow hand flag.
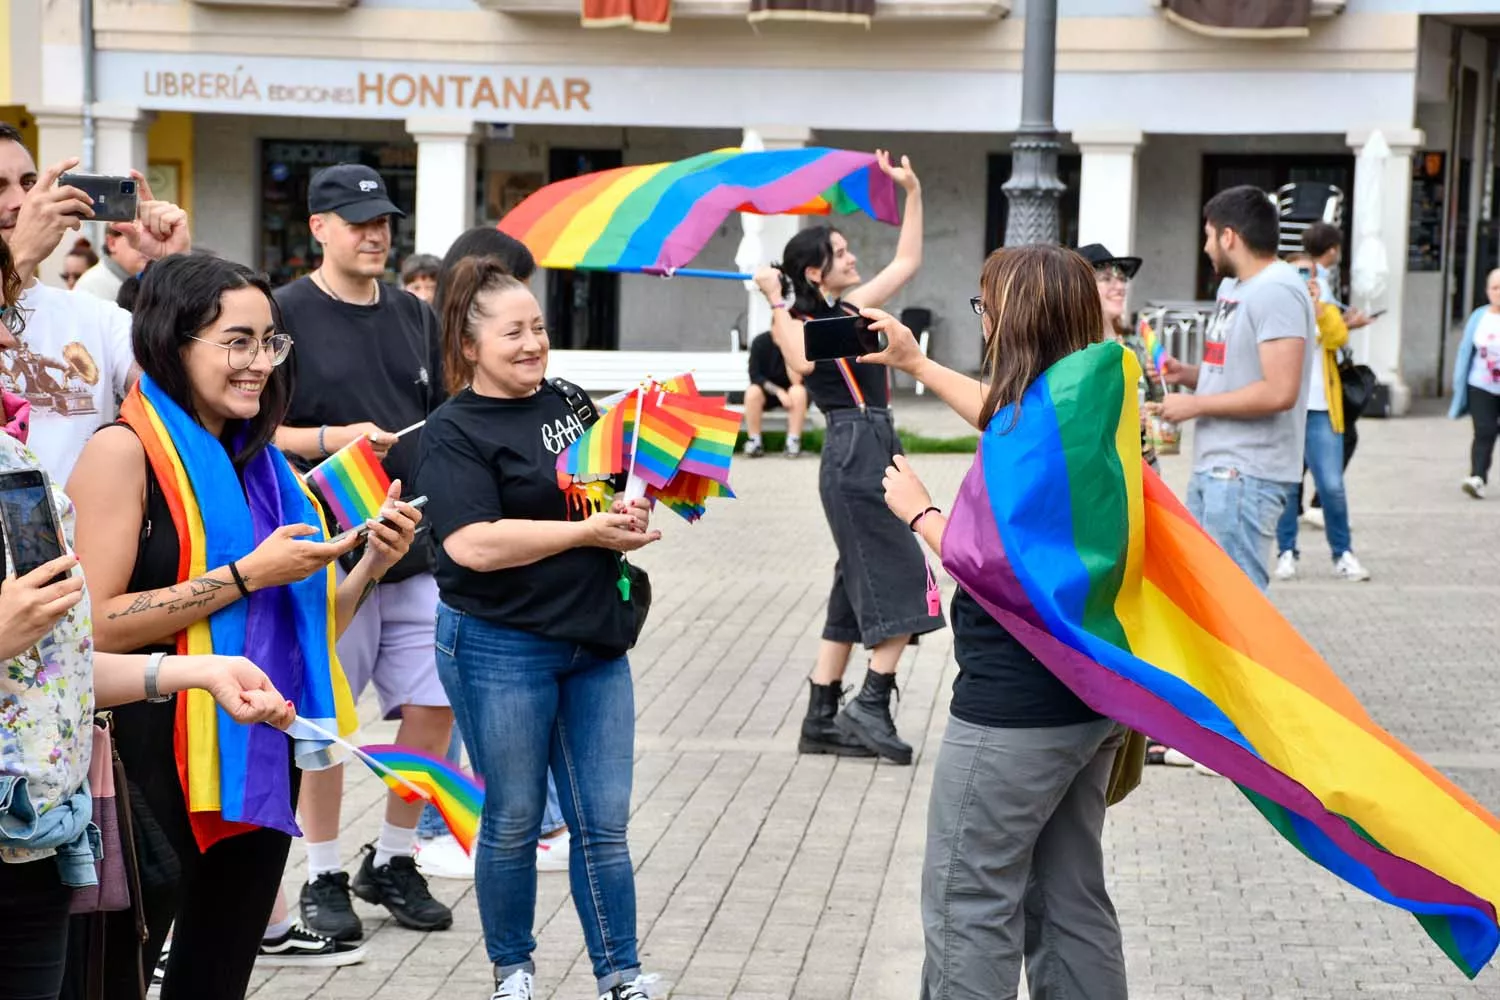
[306,436,392,532]
[1139,317,1166,371]
[358,744,483,854]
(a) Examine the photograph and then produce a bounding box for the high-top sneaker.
[836,670,913,765]
[797,680,876,757]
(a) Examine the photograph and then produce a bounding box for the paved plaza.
[249,400,1500,1000]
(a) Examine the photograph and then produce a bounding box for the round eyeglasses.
[188,333,293,371]
[1095,265,1130,285]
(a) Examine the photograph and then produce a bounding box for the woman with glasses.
[752,150,944,766]
[1075,244,1162,471]
[64,252,421,1000]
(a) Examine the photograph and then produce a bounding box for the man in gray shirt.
[1155,185,1313,591]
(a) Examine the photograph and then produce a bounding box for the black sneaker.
[299,871,363,942]
[258,924,368,968]
[351,844,454,931]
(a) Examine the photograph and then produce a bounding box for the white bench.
[546,349,750,396]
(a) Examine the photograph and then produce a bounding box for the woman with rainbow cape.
[856,243,1500,995]
[64,253,422,1000]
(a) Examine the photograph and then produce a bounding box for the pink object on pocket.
[2,391,30,444]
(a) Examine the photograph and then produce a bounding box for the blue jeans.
[1276,411,1352,561]
[1186,468,1288,592]
[434,603,639,992]
[417,731,565,841]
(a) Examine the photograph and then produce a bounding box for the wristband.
[770,301,788,311]
[228,561,251,599]
[317,425,331,457]
[909,506,941,532]
[144,652,171,703]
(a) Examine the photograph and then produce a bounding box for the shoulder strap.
[103,419,159,540]
[549,377,598,430]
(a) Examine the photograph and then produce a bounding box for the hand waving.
[875,149,919,193]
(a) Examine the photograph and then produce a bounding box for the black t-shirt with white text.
[414,385,636,655]
[276,277,445,581]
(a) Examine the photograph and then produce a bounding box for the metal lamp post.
[1003,0,1064,246]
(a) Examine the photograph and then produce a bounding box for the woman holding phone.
[752,150,944,766]
[0,244,299,1000]
[64,253,420,1000]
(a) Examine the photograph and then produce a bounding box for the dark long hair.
[779,226,839,315]
[440,256,528,395]
[435,228,536,316]
[0,234,19,311]
[132,253,294,467]
[977,244,1103,429]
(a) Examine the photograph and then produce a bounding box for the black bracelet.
[228,561,251,599]
[909,506,941,531]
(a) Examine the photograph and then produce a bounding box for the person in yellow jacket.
[1274,255,1371,582]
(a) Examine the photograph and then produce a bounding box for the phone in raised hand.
[0,470,71,585]
[330,496,429,545]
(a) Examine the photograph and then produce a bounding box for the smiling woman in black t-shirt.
[414,256,657,1000]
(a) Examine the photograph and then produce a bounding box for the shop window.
[1198,154,1354,300]
[259,140,418,288]
[984,153,1082,255]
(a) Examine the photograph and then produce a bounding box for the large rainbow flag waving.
[941,341,1500,977]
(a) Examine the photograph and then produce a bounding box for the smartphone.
[1366,309,1388,321]
[58,173,139,223]
[1296,265,1313,281]
[0,469,70,585]
[330,495,429,545]
[803,314,885,362]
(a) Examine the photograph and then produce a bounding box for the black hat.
[1075,244,1142,280]
[308,164,405,224]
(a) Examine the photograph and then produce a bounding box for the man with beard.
[1152,185,1314,592]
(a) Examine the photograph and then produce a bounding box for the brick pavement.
[249,403,1500,1000]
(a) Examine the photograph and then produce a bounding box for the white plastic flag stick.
[392,420,426,439]
[623,383,649,502]
[291,715,432,801]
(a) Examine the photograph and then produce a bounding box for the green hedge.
[738,429,979,455]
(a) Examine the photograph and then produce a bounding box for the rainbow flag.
[661,391,741,482]
[630,391,696,488]
[358,745,483,854]
[654,472,734,522]
[306,436,392,532]
[941,341,1500,977]
[1139,316,1165,370]
[557,393,630,487]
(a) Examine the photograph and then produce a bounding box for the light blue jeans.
[417,709,565,842]
[1186,468,1289,592]
[435,603,640,993]
[1276,411,1352,561]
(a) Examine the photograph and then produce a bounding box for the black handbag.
[552,378,652,647]
[1337,349,1379,420]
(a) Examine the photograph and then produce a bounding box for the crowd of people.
[0,116,1439,1000]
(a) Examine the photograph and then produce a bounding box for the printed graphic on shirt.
[1479,334,1500,383]
[563,479,613,520]
[0,340,101,416]
[541,412,586,456]
[1202,298,1238,370]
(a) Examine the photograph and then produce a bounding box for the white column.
[406,117,478,257]
[1347,127,1423,416]
[1073,128,1144,256]
[30,107,84,285]
[91,103,152,176]
[737,125,810,344]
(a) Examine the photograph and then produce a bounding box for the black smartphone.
[803,314,885,362]
[330,495,429,545]
[0,469,70,584]
[1366,309,1388,321]
[58,173,139,223]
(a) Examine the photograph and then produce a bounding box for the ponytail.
[440,255,527,395]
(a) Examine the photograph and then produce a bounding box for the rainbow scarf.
[941,341,1500,977]
[119,376,357,850]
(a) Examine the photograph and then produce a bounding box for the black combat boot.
[835,670,912,765]
[798,680,876,757]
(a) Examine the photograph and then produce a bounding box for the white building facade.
[5,0,1499,410]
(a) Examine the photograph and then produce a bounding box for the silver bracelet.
[317,425,331,457]
[144,651,172,703]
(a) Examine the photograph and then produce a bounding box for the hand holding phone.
[803,314,886,362]
[331,495,428,545]
[0,553,84,660]
[57,173,139,224]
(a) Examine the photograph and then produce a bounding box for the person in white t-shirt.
[72,226,149,304]
[1449,268,1500,499]
[0,123,190,482]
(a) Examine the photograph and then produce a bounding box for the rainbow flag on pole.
[1139,316,1165,370]
[306,437,392,532]
[941,341,1500,977]
[358,744,483,854]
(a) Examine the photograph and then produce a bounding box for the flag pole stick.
[290,716,432,801]
[392,420,426,439]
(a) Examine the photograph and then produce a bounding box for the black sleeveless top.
[793,299,890,411]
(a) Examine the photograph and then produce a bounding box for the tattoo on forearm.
[107,575,234,620]
[352,578,378,614]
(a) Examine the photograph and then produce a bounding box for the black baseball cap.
[308,164,405,224]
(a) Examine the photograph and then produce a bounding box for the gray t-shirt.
[1192,260,1315,484]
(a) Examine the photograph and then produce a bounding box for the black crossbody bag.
[548,378,652,648]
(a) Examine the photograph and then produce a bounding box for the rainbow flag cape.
[306,436,392,532]
[358,745,483,854]
[941,341,1500,977]
[499,147,899,279]
[119,378,358,850]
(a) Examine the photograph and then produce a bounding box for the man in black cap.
[272,163,455,943]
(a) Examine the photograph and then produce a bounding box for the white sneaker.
[1274,550,1298,581]
[1161,748,1194,767]
[492,969,534,1000]
[1193,761,1222,777]
[1333,551,1371,582]
[1463,475,1486,499]
[415,834,475,881]
[600,977,656,1000]
[1301,507,1325,529]
[536,830,569,872]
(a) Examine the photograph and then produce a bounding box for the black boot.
[836,670,913,765]
[799,680,876,757]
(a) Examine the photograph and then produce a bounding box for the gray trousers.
[920,716,1128,1000]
